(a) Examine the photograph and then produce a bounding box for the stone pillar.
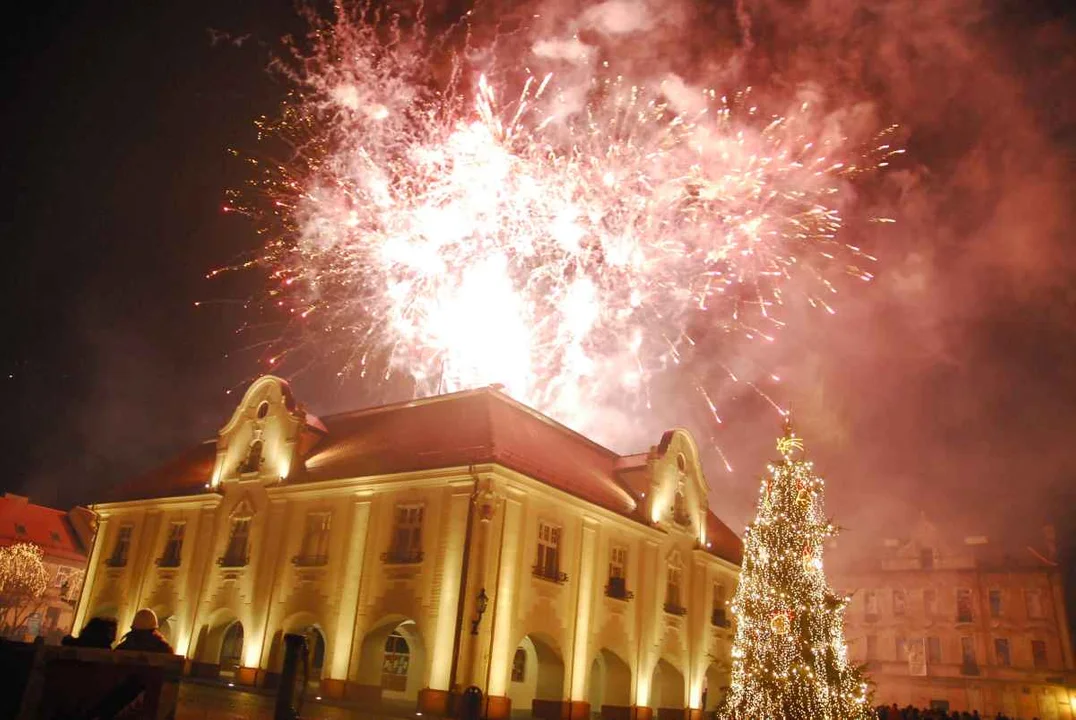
[568,519,599,704]
[419,490,471,714]
[323,499,371,697]
[484,495,524,716]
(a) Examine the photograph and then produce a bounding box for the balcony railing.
[381,548,424,565]
[217,552,249,568]
[156,553,181,568]
[664,601,688,616]
[104,555,128,568]
[605,576,634,601]
[711,608,730,628]
[292,554,329,567]
[532,564,568,584]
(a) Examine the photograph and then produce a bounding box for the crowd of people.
[61,608,174,654]
[876,704,1039,720]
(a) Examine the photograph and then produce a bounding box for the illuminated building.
[74,375,742,719]
[834,515,1076,718]
[0,493,94,642]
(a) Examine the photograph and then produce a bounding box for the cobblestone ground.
[176,681,417,720]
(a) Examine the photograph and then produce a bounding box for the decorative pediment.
[646,428,708,542]
[230,496,256,520]
[211,375,323,488]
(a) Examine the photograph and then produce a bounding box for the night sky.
[3,0,1075,591]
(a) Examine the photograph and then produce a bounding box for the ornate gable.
[645,428,708,544]
[211,375,306,488]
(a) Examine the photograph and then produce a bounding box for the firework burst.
[224,2,900,454]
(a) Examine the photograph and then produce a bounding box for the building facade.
[0,493,93,642]
[835,516,1076,719]
[74,376,742,719]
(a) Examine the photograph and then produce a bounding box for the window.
[866,635,877,660]
[960,636,978,673]
[926,636,942,664]
[107,525,133,567]
[923,588,937,616]
[158,522,185,567]
[920,548,934,569]
[240,439,263,474]
[896,636,907,660]
[988,589,1002,618]
[1031,640,1048,669]
[384,505,424,564]
[956,588,974,622]
[511,648,526,683]
[220,518,250,567]
[664,554,686,615]
[864,590,879,620]
[606,546,631,599]
[893,589,906,616]
[1025,589,1044,619]
[382,631,411,691]
[672,482,690,526]
[712,583,729,627]
[533,522,565,582]
[295,512,331,566]
[256,400,270,419]
[994,638,1010,667]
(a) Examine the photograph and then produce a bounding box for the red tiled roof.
[707,510,744,565]
[302,388,641,518]
[109,441,216,502]
[0,494,87,564]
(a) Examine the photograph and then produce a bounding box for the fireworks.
[226,3,900,450]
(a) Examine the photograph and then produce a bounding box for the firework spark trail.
[233,4,901,452]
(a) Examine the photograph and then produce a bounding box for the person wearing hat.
[115,608,174,654]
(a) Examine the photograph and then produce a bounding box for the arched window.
[256,401,270,419]
[382,630,410,691]
[220,622,244,671]
[511,647,527,682]
[664,553,685,615]
[241,439,263,474]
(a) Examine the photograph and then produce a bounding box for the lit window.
[1031,639,1048,669]
[295,512,331,566]
[1025,589,1044,619]
[107,525,133,567]
[994,638,1010,667]
[664,553,685,614]
[158,522,186,568]
[926,636,942,664]
[988,589,1002,618]
[511,648,526,683]
[382,631,410,690]
[533,522,564,582]
[384,505,423,564]
[220,518,250,567]
[923,588,937,616]
[606,545,630,599]
[956,589,974,622]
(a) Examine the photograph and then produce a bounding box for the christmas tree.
[721,419,871,720]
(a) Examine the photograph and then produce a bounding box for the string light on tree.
[721,419,872,720]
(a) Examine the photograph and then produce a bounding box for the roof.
[0,494,87,564]
[106,385,743,565]
[108,441,217,502]
[302,387,641,518]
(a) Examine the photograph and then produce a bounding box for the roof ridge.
[316,386,499,423]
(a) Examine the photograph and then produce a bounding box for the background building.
[74,375,742,720]
[833,515,1076,718]
[0,493,93,642]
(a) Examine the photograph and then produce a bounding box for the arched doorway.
[220,622,244,675]
[355,619,426,705]
[588,648,632,713]
[650,659,685,714]
[306,626,326,686]
[703,661,727,712]
[506,634,564,718]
